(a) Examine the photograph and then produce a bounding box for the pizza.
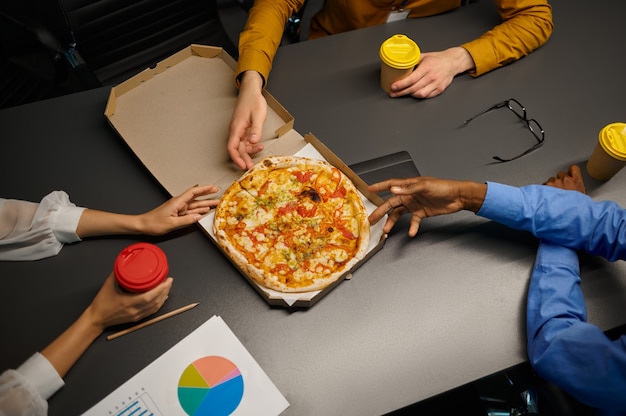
[213,156,370,293]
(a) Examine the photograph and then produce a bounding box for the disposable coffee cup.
[379,34,421,93]
[586,122,626,181]
[114,242,169,292]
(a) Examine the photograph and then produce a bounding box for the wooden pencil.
[107,302,199,341]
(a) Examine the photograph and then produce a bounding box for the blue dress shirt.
[478,182,626,413]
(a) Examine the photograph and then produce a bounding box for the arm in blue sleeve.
[477,182,626,261]
[527,241,626,411]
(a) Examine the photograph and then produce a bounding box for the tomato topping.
[339,227,356,240]
[294,171,313,183]
[278,202,296,216]
[334,218,357,240]
[258,180,270,196]
[330,185,347,199]
[297,205,317,218]
[315,168,344,201]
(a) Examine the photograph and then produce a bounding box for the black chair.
[56,0,238,86]
[0,0,241,108]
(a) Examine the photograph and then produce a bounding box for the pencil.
[106,302,199,341]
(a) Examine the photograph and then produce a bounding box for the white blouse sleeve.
[0,191,86,261]
[0,353,65,416]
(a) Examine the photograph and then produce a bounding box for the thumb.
[247,107,267,145]
[247,121,263,144]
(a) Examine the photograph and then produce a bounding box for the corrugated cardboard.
[105,45,385,307]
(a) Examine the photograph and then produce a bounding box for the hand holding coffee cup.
[379,34,421,93]
[586,123,626,181]
[114,242,169,292]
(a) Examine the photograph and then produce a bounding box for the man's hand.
[389,47,475,99]
[368,177,487,236]
[543,164,586,194]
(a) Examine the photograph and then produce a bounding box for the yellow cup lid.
[599,123,626,161]
[379,34,421,69]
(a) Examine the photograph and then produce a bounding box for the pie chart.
[178,356,244,415]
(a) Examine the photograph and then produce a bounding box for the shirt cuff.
[461,40,496,77]
[235,48,271,88]
[476,182,522,224]
[52,205,85,243]
[17,352,65,400]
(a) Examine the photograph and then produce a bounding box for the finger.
[172,186,216,214]
[368,204,388,225]
[185,185,219,200]
[425,85,443,98]
[239,152,255,170]
[237,141,257,170]
[245,141,264,155]
[383,195,407,212]
[408,214,423,237]
[185,201,218,216]
[142,277,173,302]
[228,150,248,169]
[247,115,265,145]
[367,196,397,225]
[170,213,205,228]
[382,217,399,234]
[227,129,250,170]
[187,199,220,211]
[382,206,409,233]
[368,179,394,193]
[568,164,582,179]
[368,196,406,229]
[369,178,419,194]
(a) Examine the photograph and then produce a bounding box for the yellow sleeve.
[236,0,306,87]
[461,0,553,77]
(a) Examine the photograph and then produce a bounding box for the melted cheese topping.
[215,159,367,291]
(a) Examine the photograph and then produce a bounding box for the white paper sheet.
[83,316,289,416]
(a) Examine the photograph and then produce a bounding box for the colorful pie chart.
[178,356,244,416]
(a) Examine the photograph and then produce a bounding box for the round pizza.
[213,156,370,293]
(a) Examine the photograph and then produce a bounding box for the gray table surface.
[1,1,626,415]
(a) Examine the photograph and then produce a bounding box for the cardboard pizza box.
[104,44,386,308]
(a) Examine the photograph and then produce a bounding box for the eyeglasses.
[463,98,545,162]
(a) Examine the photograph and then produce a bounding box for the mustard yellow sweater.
[237,0,552,84]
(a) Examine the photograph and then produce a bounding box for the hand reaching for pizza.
[76,185,220,238]
[368,177,487,237]
[136,185,220,235]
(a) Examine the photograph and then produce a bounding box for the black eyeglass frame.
[463,98,545,162]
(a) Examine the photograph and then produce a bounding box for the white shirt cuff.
[52,205,85,243]
[17,353,65,400]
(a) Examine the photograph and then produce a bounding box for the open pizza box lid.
[104,44,386,308]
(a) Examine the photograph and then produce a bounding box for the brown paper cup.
[379,34,420,93]
[586,143,626,181]
[586,123,626,181]
[380,64,413,93]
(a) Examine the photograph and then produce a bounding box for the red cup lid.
[114,243,169,292]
